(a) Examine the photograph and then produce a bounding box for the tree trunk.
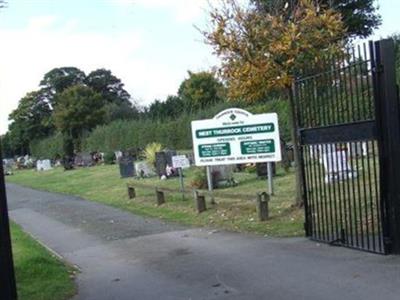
[62,132,74,170]
[287,86,304,207]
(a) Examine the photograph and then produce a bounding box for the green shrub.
[31,99,292,157]
[103,152,115,165]
[30,134,63,159]
[190,167,207,189]
[143,142,163,167]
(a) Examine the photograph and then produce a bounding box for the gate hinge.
[383,237,392,253]
[372,64,384,74]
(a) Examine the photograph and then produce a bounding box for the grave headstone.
[321,144,356,183]
[36,159,52,171]
[164,150,177,166]
[155,152,167,177]
[119,151,135,178]
[74,152,93,167]
[115,151,123,161]
[256,162,276,178]
[347,142,367,157]
[211,165,236,188]
[134,161,155,178]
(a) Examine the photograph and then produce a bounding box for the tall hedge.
[30,134,63,159]
[30,99,291,157]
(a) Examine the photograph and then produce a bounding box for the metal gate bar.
[294,40,393,254]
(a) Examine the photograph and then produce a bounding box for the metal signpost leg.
[206,166,215,204]
[0,148,18,300]
[178,167,185,200]
[267,162,274,196]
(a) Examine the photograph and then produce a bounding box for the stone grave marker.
[256,162,276,178]
[74,152,93,167]
[321,144,356,183]
[134,161,155,178]
[211,165,236,188]
[155,152,167,177]
[119,151,135,178]
[36,159,52,171]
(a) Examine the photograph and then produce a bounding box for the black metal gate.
[294,39,400,254]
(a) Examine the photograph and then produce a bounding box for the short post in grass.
[267,162,274,196]
[127,185,136,199]
[206,166,215,204]
[178,167,185,201]
[156,188,165,206]
[194,190,207,213]
[256,192,270,221]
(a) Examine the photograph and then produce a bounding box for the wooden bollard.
[127,185,136,199]
[156,188,165,206]
[194,190,207,213]
[256,192,270,221]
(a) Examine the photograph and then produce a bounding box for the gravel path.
[7,183,400,300]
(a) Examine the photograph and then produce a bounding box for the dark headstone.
[256,163,276,178]
[119,151,135,178]
[74,152,93,167]
[155,152,167,177]
[164,150,177,166]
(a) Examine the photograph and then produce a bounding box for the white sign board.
[191,108,281,166]
[172,155,190,169]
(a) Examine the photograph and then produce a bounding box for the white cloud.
[113,0,212,23]
[0,16,145,134]
[0,12,217,134]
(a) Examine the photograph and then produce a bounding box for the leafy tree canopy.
[6,91,54,155]
[147,95,185,120]
[85,68,131,106]
[53,85,105,137]
[252,0,381,39]
[203,0,345,101]
[178,71,225,111]
[40,67,86,106]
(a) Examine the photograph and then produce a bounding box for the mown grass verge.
[11,222,76,300]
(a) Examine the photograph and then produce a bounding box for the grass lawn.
[11,222,76,300]
[6,164,304,237]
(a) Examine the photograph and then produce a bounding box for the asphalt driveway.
[6,183,400,300]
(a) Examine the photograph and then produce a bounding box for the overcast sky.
[0,0,398,135]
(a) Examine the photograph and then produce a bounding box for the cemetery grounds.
[7,164,304,237]
[6,148,380,239]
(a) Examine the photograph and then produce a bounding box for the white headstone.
[134,161,156,178]
[321,144,356,183]
[36,159,52,171]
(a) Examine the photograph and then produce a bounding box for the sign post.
[0,146,17,300]
[172,155,190,201]
[206,166,215,204]
[191,108,281,198]
[267,162,274,195]
[178,167,185,200]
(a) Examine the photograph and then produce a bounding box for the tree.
[85,69,131,105]
[85,69,139,122]
[40,67,86,106]
[7,91,53,155]
[252,0,381,39]
[147,95,185,120]
[203,0,345,205]
[53,85,105,157]
[178,71,225,112]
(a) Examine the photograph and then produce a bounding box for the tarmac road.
[6,183,400,300]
